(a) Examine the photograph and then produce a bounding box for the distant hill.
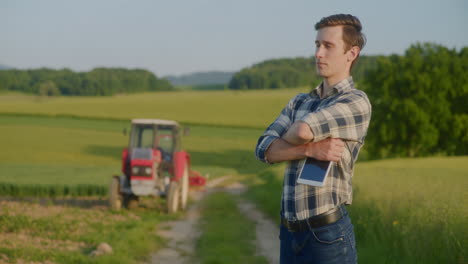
[0,64,11,70]
[165,71,235,86]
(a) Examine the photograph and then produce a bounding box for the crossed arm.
[257,92,371,164]
[265,121,345,163]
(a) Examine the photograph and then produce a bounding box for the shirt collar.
[311,76,354,98]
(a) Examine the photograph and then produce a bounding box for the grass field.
[0,198,177,263]
[0,88,305,128]
[0,111,267,262]
[1,90,467,263]
[0,114,265,188]
[247,157,468,264]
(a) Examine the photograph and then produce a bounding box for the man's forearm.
[266,137,346,163]
[266,122,314,163]
[265,138,307,163]
[282,121,314,145]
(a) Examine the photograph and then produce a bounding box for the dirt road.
[149,176,279,264]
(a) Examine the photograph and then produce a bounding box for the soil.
[149,176,279,264]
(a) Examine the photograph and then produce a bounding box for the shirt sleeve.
[299,91,371,143]
[255,94,304,164]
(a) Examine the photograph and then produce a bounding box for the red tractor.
[109,119,205,213]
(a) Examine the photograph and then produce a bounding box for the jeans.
[279,207,357,264]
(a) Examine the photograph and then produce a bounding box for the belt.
[281,205,345,232]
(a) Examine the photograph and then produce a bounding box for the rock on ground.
[90,242,113,257]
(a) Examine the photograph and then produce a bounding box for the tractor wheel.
[167,181,179,214]
[125,195,139,209]
[109,176,123,210]
[180,167,189,210]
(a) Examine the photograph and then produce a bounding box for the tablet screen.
[297,157,332,187]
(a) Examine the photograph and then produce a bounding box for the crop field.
[0,114,265,190]
[351,157,467,263]
[0,88,305,128]
[0,90,467,263]
[247,157,467,264]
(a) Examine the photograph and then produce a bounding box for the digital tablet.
[296,157,333,187]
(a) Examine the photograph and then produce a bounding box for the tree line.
[0,67,173,96]
[227,56,377,90]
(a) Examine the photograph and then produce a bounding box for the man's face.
[315,26,350,81]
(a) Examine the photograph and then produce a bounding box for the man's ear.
[347,46,360,62]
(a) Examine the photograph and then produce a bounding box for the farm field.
[0,90,467,263]
[351,157,467,263]
[0,88,305,128]
[0,198,176,263]
[0,115,267,263]
[0,114,265,187]
[247,157,468,264]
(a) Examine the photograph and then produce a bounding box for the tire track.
[150,176,279,264]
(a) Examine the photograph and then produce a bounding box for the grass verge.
[196,191,268,264]
[0,198,177,263]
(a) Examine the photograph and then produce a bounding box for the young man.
[255,14,371,263]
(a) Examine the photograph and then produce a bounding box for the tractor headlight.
[144,167,152,175]
[131,166,152,176]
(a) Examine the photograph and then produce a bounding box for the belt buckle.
[286,220,296,232]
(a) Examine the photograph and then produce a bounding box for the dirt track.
[149,176,279,264]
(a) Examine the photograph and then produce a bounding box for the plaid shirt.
[255,77,371,220]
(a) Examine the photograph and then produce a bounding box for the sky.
[1,0,467,77]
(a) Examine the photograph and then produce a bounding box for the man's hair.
[315,14,366,69]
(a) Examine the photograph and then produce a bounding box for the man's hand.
[304,138,344,162]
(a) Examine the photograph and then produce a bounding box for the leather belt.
[281,205,345,232]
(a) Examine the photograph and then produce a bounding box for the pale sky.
[1,0,467,76]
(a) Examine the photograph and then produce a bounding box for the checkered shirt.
[255,77,372,220]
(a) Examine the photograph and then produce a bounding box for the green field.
[351,157,467,263]
[0,90,467,263]
[0,114,265,187]
[247,157,467,263]
[0,197,176,263]
[0,88,305,128]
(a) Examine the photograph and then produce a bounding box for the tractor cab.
[129,119,180,158]
[127,119,180,173]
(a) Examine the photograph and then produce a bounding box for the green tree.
[363,43,468,158]
[38,80,60,96]
[0,67,174,96]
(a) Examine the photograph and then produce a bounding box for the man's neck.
[322,73,350,96]
[320,74,350,98]
[323,73,350,90]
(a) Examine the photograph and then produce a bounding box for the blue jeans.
[279,207,357,264]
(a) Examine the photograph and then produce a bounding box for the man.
[255,14,371,263]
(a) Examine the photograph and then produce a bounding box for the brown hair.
[315,14,366,69]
